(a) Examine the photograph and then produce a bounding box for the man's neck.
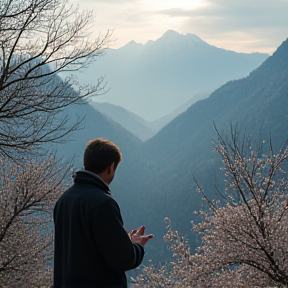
[83,170,109,186]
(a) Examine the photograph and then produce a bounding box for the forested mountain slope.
[89,91,209,141]
[56,37,288,264]
[89,101,155,141]
[54,100,141,172]
[114,37,288,262]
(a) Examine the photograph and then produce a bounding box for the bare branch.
[0,0,111,159]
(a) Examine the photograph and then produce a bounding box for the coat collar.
[73,170,111,195]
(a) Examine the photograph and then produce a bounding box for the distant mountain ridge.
[111,37,288,262]
[53,100,141,169]
[55,35,288,264]
[89,101,155,141]
[90,91,209,141]
[72,30,269,121]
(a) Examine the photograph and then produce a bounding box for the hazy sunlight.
[147,0,205,10]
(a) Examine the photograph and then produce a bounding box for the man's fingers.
[138,226,145,235]
[130,229,137,237]
[141,234,154,240]
[131,226,154,246]
[131,232,154,246]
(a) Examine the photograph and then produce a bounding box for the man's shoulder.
[55,182,116,212]
[66,182,112,199]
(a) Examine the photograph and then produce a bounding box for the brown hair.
[83,139,122,174]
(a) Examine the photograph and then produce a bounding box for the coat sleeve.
[93,198,145,273]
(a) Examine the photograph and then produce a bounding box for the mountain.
[149,91,210,131]
[89,101,155,141]
[71,30,268,121]
[53,100,141,170]
[112,37,288,263]
[54,35,288,264]
[89,91,210,141]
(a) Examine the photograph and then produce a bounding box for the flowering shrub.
[0,156,69,287]
[140,129,288,288]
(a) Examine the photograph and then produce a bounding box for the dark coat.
[53,171,145,288]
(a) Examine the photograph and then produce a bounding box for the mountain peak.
[162,30,181,38]
[160,30,207,44]
[154,30,210,51]
[119,40,145,54]
[122,40,141,48]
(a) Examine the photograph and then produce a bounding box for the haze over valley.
[71,30,269,121]
[55,34,288,263]
[3,0,288,286]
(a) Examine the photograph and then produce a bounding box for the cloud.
[158,0,288,27]
[76,0,136,3]
[69,0,288,52]
[156,0,288,52]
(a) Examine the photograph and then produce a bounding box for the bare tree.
[139,127,288,287]
[0,155,70,287]
[0,0,111,159]
[0,0,111,285]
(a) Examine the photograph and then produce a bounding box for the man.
[53,139,153,288]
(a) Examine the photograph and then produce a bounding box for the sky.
[70,0,288,54]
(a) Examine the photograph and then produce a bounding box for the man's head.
[84,139,122,184]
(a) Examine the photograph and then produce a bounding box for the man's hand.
[130,226,154,247]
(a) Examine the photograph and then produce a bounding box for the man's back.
[53,171,145,288]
